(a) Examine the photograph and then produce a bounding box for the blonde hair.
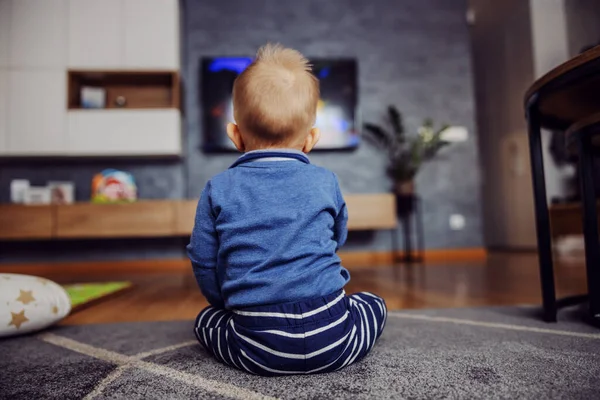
[232,44,320,145]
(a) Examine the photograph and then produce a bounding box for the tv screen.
[201,57,359,152]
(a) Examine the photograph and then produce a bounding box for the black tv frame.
[199,56,360,154]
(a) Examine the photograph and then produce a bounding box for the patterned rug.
[1,305,599,399]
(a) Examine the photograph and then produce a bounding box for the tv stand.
[0,194,397,240]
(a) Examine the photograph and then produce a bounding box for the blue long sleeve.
[186,152,350,309]
[333,177,348,250]
[186,183,225,308]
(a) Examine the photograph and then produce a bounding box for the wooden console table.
[524,45,600,325]
[0,194,397,240]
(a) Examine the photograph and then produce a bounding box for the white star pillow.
[0,274,71,338]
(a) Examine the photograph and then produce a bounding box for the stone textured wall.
[182,0,482,250]
[0,0,482,262]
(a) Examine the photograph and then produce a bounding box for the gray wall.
[182,0,482,251]
[0,0,482,262]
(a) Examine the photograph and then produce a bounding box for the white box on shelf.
[81,86,106,109]
[10,179,30,203]
[48,181,75,204]
[24,186,52,205]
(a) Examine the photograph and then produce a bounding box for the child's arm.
[186,183,225,308]
[333,177,348,251]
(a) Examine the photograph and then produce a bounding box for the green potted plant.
[364,105,451,213]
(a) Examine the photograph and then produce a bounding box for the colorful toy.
[91,169,137,203]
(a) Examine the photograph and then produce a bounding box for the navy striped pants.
[194,290,387,376]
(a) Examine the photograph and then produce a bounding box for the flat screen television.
[201,57,359,152]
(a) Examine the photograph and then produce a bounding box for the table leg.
[402,214,414,263]
[416,197,425,262]
[526,101,557,322]
[391,226,399,265]
[577,132,600,323]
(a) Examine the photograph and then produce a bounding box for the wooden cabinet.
[0,0,10,67]
[68,0,122,68]
[67,109,181,156]
[346,194,397,230]
[0,205,53,240]
[124,0,179,69]
[55,202,176,238]
[7,71,67,155]
[0,71,7,154]
[9,0,67,68]
[0,195,397,240]
[175,200,197,235]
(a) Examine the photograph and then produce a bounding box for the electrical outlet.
[441,126,468,142]
[449,214,465,230]
[466,8,476,25]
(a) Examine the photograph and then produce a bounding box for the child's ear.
[302,128,321,153]
[227,123,245,152]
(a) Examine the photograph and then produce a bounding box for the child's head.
[227,44,321,153]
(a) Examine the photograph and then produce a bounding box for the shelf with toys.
[1,168,397,240]
[0,196,397,241]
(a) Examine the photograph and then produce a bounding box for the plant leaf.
[435,124,451,136]
[363,123,392,149]
[387,106,404,141]
[423,140,450,160]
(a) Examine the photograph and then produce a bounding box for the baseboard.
[0,259,191,275]
[0,248,487,274]
[339,248,488,267]
[486,246,537,253]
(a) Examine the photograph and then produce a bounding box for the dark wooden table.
[525,45,600,325]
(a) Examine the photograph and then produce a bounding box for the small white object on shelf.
[441,126,469,142]
[81,86,106,109]
[48,181,75,204]
[23,187,52,205]
[10,179,30,203]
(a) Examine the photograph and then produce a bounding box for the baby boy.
[187,44,387,376]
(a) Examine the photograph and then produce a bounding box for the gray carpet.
[1,305,599,399]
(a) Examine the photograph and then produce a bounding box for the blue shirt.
[186,149,350,309]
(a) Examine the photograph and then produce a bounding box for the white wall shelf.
[9,0,67,68]
[7,71,67,155]
[67,109,181,156]
[68,0,122,69]
[0,0,181,158]
[0,0,10,68]
[124,0,179,69]
[0,71,7,154]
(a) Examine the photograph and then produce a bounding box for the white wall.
[564,0,600,57]
[529,0,574,205]
[470,0,592,249]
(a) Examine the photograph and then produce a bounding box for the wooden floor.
[0,252,588,325]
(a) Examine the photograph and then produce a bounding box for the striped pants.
[194,290,387,376]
